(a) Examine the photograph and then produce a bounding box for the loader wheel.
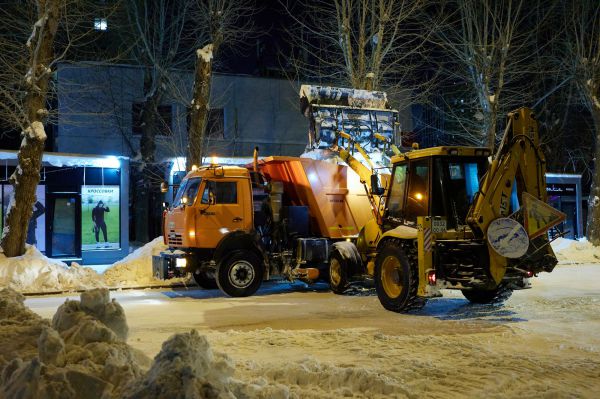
[193,269,217,289]
[329,250,350,295]
[216,251,264,297]
[374,241,425,313]
[462,284,513,304]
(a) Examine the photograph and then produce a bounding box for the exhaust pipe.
[253,146,259,173]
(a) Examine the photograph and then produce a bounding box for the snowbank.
[0,245,104,293]
[0,288,148,398]
[551,237,600,264]
[0,288,289,398]
[0,237,190,294]
[103,237,190,287]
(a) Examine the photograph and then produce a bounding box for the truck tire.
[329,250,350,294]
[462,284,513,304]
[374,240,426,313]
[216,250,264,297]
[193,270,217,289]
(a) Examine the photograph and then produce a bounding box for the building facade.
[54,63,316,159]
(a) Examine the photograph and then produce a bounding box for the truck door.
[195,179,250,248]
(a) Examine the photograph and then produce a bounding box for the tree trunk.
[135,71,162,243]
[1,0,60,257]
[587,108,600,245]
[187,44,213,171]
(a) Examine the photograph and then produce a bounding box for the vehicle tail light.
[427,270,436,285]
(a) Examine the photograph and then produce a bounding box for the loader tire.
[374,240,426,313]
[462,284,513,304]
[217,250,264,297]
[193,269,217,289]
[329,250,350,295]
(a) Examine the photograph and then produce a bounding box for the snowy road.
[27,264,600,398]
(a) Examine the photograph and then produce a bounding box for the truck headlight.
[176,257,187,268]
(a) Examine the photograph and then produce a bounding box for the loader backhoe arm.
[336,131,384,223]
[467,108,549,283]
[468,108,548,234]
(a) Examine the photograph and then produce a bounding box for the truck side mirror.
[371,174,384,196]
[160,181,168,193]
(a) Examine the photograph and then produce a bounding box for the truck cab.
[163,165,253,250]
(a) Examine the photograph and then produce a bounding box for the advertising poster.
[1,185,46,253]
[81,185,120,250]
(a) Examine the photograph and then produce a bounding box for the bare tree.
[122,0,254,240]
[559,0,600,244]
[0,1,119,256]
[0,0,61,257]
[186,0,255,170]
[431,0,557,148]
[280,0,427,96]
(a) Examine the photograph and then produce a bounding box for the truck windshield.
[173,177,201,207]
[432,157,487,228]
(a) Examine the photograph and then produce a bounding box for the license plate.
[432,219,447,233]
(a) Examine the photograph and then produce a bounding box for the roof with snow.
[0,150,127,169]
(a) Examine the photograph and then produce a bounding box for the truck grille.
[168,232,183,246]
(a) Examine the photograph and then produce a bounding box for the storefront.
[0,151,129,264]
[546,173,584,239]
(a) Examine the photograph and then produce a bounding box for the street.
[26,263,600,398]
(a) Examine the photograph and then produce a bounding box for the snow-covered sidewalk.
[0,237,190,294]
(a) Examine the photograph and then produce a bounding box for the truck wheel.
[193,270,217,289]
[216,251,264,297]
[462,284,513,304]
[329,250,350,294]
[374,241,425,313]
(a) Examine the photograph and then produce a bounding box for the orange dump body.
[258,156,374,239]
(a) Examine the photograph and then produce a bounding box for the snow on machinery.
[155,85,402,297]
[330,107,566,312]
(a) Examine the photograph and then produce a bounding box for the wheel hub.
[330,258,341,286]
[381,256,403,298]
[229,261,254,288]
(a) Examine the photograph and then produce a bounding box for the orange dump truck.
[156,155,374,297]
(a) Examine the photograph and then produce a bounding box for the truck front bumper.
[153,250,191,280]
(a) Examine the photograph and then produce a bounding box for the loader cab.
[384,148,489,229]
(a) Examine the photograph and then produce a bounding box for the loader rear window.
[432,158,487,228]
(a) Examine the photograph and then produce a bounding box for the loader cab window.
[405,160,430,221]
[173,177,201,207]
[432,157,487,228]
[387,163,408,219]
[201,181,238,204]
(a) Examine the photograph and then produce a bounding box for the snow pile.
[0,288,289,399]
[0,245,104,293]
[103,237,189,287]
[551,237,600,264]
[0,288,148,398]
[122,330,289,399]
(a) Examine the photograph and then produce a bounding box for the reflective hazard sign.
[521,192,566,239]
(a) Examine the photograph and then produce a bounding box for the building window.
[132,103,173,136]
[94,18,108,31]
[187,108,225,139]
